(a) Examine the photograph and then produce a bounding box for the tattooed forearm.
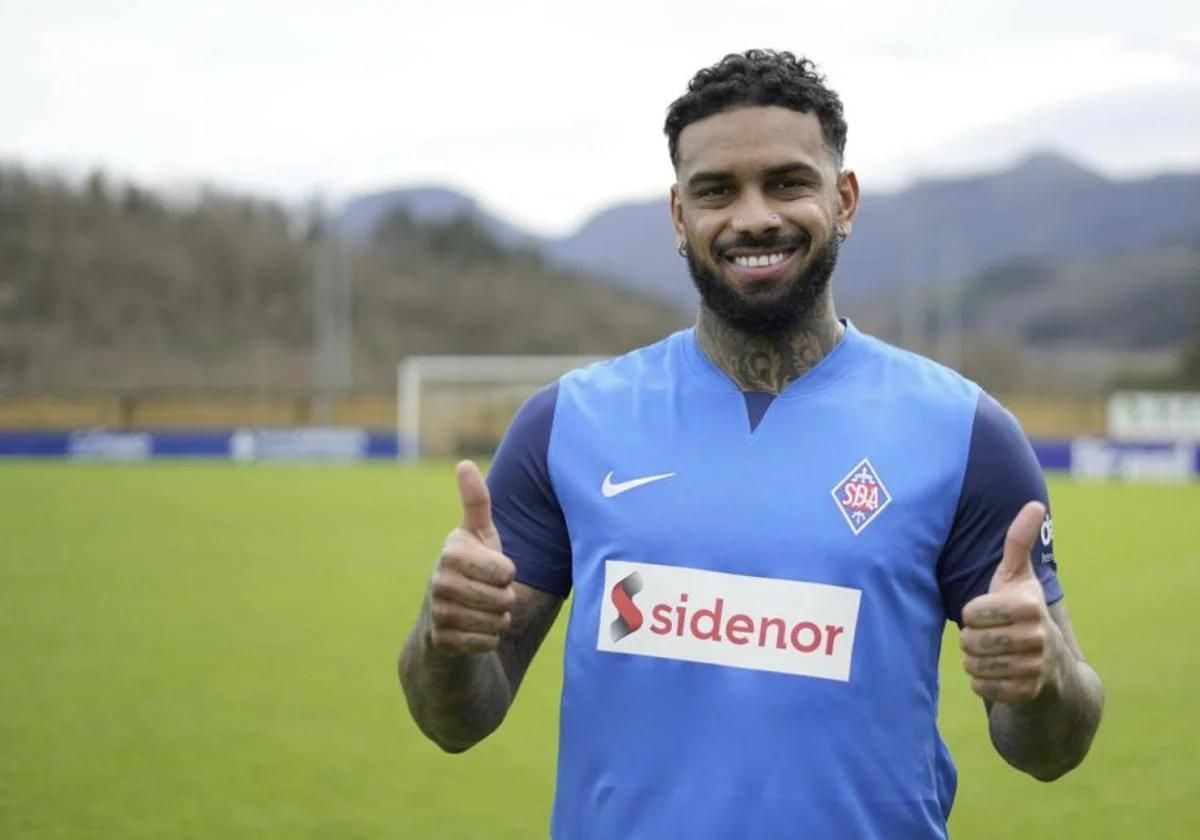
[496,586,564,694]
[399,602,512,753]
[987,602,1104,781]
[695,298,842,393]
[988,661,1103,780]
[399,584,563,753]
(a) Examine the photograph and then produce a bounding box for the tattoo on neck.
[695,306,842,393]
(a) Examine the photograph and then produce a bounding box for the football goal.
[396,355,604,461]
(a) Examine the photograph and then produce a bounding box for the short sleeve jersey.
[487,322,1062,840]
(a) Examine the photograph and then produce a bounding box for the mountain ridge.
[339,151,1200,312]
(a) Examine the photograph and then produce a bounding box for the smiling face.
[670,105,859,335]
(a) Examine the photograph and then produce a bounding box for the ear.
[669,183,686,250]
[835,169,860,239]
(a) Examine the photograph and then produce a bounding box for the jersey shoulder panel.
[487,381,572,596]
[937,390,1064,624]
[489,333,685,597]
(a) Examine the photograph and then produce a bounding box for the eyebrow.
[686,161,823,190]
[764,162,823,182]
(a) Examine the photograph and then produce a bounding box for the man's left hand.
[960,501,1067,705]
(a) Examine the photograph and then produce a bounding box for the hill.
[0,166,688,392]
[854,239,1200,350]
[849,240,1200,392]
[840,153,1200,297]
[341,152,1200,310]
[337,186,535,249]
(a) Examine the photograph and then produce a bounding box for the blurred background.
[1,0,1198,458]
[1,1,1198,838]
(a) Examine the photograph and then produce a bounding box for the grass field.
[1,462,1197,838]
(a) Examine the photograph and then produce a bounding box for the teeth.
[732,252,789,268]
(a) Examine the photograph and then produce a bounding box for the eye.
[697,184,732,199]
[772,178,808,191]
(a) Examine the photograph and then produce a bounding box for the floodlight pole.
[312,230,353,425]
[398,358,421,462]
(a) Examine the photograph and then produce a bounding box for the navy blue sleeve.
[486,382,573,597]
[938,392,1064,626]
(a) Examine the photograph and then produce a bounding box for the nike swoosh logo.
[601,470,677,498]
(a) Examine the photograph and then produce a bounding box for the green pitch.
[1,463,1196,838]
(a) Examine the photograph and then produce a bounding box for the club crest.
[831,458,892,535]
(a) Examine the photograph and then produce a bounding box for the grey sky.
[3,0,1198,235]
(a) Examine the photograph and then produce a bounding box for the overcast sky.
[3,0,1198,236]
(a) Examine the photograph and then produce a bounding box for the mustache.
[716,233,810,256]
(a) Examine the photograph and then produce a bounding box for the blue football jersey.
[488,321,1062,840]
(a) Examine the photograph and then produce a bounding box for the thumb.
[990,500,1046,590]
[456,460,499,546]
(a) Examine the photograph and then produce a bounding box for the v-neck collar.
[682,318,864,402]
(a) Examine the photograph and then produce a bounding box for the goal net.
[396,355,604,461]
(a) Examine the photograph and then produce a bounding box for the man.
[400,50,1104,839]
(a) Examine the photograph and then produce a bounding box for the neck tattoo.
[695,305,843,394]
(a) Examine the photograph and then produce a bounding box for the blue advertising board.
[0,429,1195,478]
[0,429,409,461]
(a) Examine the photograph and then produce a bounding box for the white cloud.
[2,0,1198,235]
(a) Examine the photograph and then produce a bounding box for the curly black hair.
[664,50,847,168]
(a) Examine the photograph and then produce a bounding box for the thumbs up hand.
[960,501,1067,705]
[425,461,517,655]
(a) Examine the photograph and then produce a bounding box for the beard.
[685,230,840,337]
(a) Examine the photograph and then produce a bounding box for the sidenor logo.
[610,572,644,642]
[598,561,863,681]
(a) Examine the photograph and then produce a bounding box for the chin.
[686,240,837,334]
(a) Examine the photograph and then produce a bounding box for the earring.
[836,226,847,242]
[677,242,688,258]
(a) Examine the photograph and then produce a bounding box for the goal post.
[397,355,605,461]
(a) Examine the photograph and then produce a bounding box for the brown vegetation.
[0,166,688,394]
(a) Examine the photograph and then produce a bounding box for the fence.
[0,392,1109,440]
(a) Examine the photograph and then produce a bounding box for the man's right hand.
[425,460,517,655]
